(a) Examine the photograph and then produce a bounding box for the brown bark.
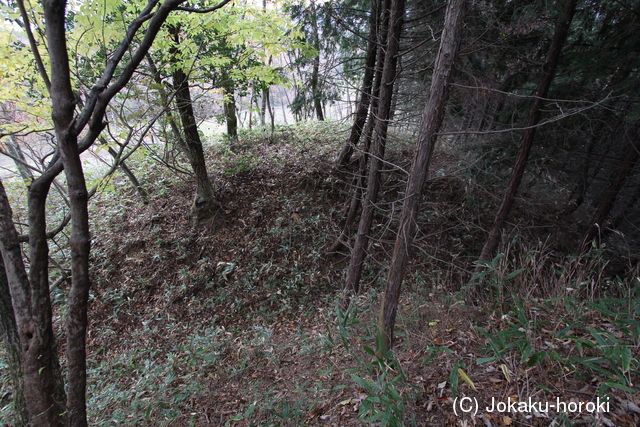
[169,25,218,226]
[0,179,65,426]
[310,0,325,121]
[378,0,466,355]
[336,0,380,167]
[42,1,92,424]
[328,5,387,256]
[0,255,27,426]
[1,1,232,425]
[265,87,275,136]
[470,0,578,301]
[223,85,238,139]
[344,0,405,298]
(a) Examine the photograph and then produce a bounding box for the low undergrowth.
[0,121,638,426]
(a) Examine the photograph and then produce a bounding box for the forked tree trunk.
[344,0,405,298]
[0,178,66,426]
[378,0,466,355]
[43,1,93,424]
[335,0,380,166]
[2,1,231,425]
[469,0,578,301]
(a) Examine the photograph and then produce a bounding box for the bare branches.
[441,90,611,136]
[74,0,163,135]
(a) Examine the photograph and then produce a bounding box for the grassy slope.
[1,121,638,426]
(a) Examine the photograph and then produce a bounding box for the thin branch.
[175,0,234,14]
[0,127,28,139]
[451,83,616,105]
[0,147,43,175]
[440,94,612,136]
[74,0,162,134]
[16,0,52,93]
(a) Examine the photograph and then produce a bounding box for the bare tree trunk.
[223,82,238,140]
[169,25,218,226]
[470,0,578,301]
[146,54,192,157]
[344,0,405,298]
[336,0,380,166]
[0,255,27,426]
[41,2,93,424]
[329,4,387,256]
[0,178,66,426]
[260,88,267,127]
[378,0,465,355]
[310,0,325,121]
[2,1,232,424]
[265,87,275,135]
[328,0,389,256]
[249,87,255,130]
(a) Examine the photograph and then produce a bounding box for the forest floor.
[1,122,639,426]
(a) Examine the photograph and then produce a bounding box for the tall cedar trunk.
[43,1,92,424]
[345,8,389,225]
[328,0,388,255]
[579,134,639,252]
[0,255,27,426]
[378,0,465,355]
[169,25,218,226]
[470,0,578,301]
[344,0,405,297]
[336,0,380,166]
[311,59,324,121]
